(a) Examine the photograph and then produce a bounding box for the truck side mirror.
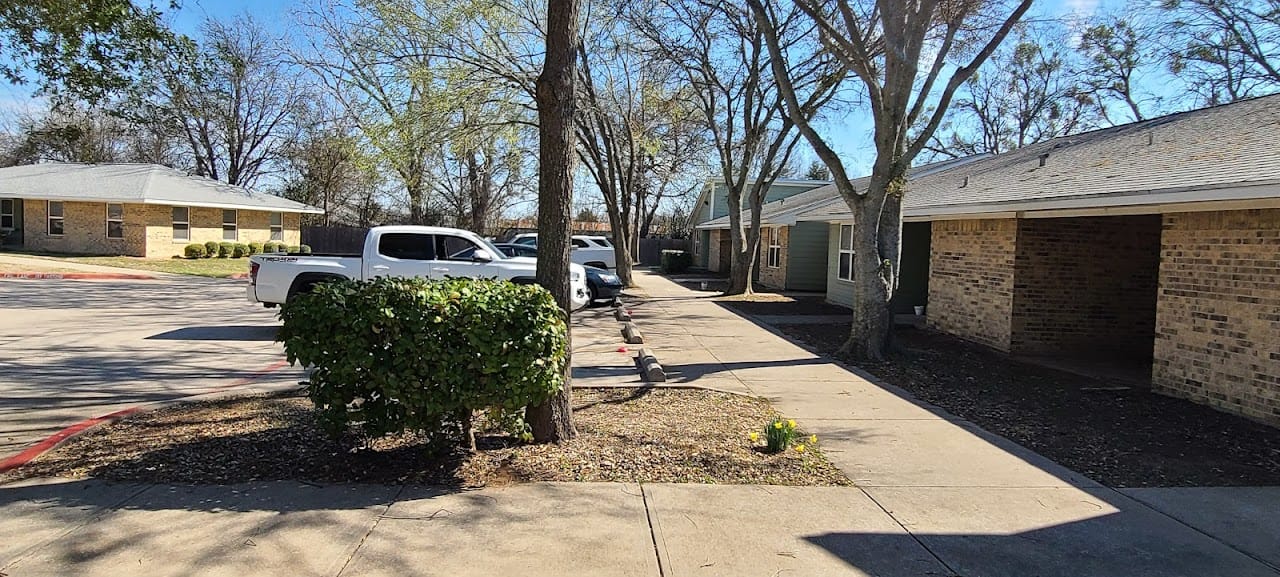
[472,249,493,263]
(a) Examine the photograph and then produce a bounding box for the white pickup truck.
[247,226,591,309]
[510,233,617,270]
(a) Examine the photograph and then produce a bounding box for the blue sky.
[1,0,1124,181]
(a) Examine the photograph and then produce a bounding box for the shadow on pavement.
[146,326,279,341]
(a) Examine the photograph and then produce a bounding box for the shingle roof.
[0,163,324,213]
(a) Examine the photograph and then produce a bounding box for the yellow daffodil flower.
[810,435,817,444]
[774,421,783,429]
[749,432,759,442]
[795,444,806,453]
[787,419,796,428]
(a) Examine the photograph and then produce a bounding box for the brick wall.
[927,219,1017,351]
[144,206,302,258]
[759,226,788,289]
[1011,216,1162,356]
[1153,209,1280,426]
[708,229,732,273]
[23,200,146,256]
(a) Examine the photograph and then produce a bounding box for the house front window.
[106,203,124,239]
[766,227,782,268]
[47,201,64,236]
[0,198,13,230]
[222,209,238,241]
[269,212,283,241]
[172,207,190,241]
[837,224,854,281]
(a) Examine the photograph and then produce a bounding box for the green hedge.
[660,250,692,273]
[217,241,234,258]
[232,243,248,258]
[298,244,312,254]
[183,243,206,259]
[278,277,568,448]
[203,241,219,259]
[248,242,263,255]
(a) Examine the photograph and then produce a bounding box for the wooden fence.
[301,226,368,254]
[637,238,690,265]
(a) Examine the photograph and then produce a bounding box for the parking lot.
[0,277,307,458]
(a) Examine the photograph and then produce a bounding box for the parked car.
[507,233,617,270]
[493,243,623,305]
[248,226,591,309]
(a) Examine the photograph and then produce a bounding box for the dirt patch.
[719,296,851,316]
[4,388,850,487]
[778,324,1280,488]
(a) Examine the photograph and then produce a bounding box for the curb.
[0,360,289,474]
[0,272,157,280]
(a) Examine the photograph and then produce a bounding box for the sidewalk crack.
[858,486,961,577]
[639,483,667,577]
[334,484,405,577]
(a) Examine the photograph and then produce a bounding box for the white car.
[510,233,617,270]
[247,226,590,309]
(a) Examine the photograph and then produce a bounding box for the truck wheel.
[589,284,599,305]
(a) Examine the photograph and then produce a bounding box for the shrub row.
[278,276,568,448]
[181,241,310,259]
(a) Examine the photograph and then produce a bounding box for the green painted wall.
[784,221,829,291]
[891,221,932,314]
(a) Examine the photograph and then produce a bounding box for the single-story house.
[0,163,322,258]
[687,178,830,273]
[776,94,1280,427]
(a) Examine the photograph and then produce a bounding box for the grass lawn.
[15,253,252,278]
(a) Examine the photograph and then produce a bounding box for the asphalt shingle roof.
[0,163,323,213]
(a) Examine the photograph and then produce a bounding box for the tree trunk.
[838,193,892,361]
[527,0,578,443]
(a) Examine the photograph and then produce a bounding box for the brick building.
[694,95,1280,427]
[0,163,321,258]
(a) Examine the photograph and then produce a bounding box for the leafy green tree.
[1161,0,1280,105]
[1078,13,1160,123]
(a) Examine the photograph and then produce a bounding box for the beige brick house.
[0,163,321,258]
[693,94,1280,427]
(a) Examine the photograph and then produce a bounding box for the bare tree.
[751,0,1032,360]
[638,0,843,295]
[3,105,182,166]
[1161,0,1280,105]
[159,16,303,188]
[929,23,1093,158]
[528,0,580,442]
[1078,12,1161,123]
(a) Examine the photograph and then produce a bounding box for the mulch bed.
[717,296,851,316]
[773,323,1280,488]
[3,388,850,487]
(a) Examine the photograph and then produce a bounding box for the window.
[172,207,190,241]
[222,209,238,241]
[47,201,64,236]
[837,224,854,281]
[571,238,589,249]
[378,233,435,260]
[0,199,13,230]
[106,203,124,239]
[766,227,782,268]
[269,212,283,241]
[438,235,480,261]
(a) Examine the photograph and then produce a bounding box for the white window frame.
[222,209,238,241]
[47,201,64,237]
[0,198,13,230]
[766,227,782,269]
[106,203,124,239]
[172,206,190,242]
[269,212,284,241]
[837,223,854,282]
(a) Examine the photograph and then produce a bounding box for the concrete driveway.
[0,276,307,459]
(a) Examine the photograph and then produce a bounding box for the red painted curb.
[0,272,156,280]
[0,360,290,474]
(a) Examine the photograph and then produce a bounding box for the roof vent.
[1147,132,1154,146]
[1038,153,1049,167]
[960,176,969,188]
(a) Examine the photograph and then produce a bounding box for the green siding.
[784,221,828,291]
[825,222,855,308]
[696,229,710,268]
[708,182,826,221]
[891,222,931,314]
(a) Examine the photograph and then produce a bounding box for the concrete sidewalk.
[2,270,1278,576]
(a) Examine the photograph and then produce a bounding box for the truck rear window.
[379,233,435,260]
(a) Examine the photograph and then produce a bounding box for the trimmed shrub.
[204,241,219,259]
[286,245,300,253]
[232,243,248,258]
[278,277,568,448]
[247,242,263,255]
[217,241,234,258]
[660,249,692,273]
[183,243,206,259]
[262,241,280,253]
[298,244,312,254]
